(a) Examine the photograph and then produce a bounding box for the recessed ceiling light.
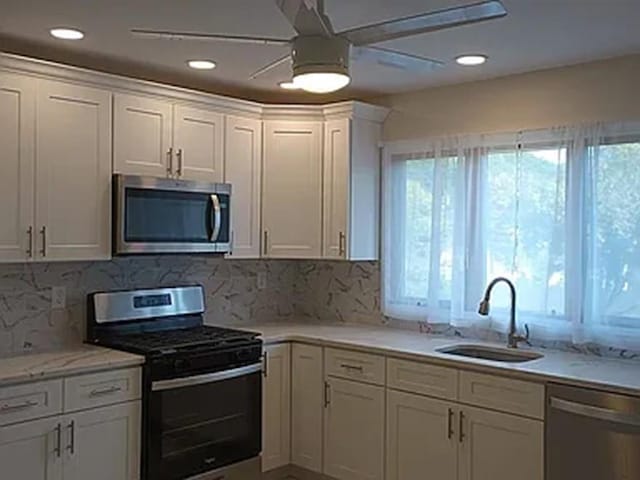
[455,54,488,66]
[50,28,84,40]
[278,81,301,90]
[187,60,216,70]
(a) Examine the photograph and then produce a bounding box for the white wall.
[377,54,640,141]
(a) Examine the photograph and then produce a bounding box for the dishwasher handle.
[550,397,640,427]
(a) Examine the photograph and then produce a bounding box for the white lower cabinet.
[386,390,457,480]
[459,405,543,480]
[262,343,291,472]
[63,402,141,480]
[323,377,385,480]
[0,416,62,480]
[291,344,323,473]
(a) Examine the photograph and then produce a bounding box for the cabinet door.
[35,80,111,261]
[324,377,384,480]
[386,390,457,480]
[459,405,543,480]
[225,116,262,258]
[114,93,173,177]
[263,121,322,258]
[0,72,35,262]
[63,402,141,480]
[291,344,323,472]
[323,118,350,259]
[262,343,291,472]
[0,416,63,480]
[173,105,224,182]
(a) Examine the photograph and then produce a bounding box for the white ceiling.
[1,0,640,101]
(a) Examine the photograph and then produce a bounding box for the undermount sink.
[436,344,544,363]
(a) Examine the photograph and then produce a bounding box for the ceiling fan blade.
[249,54,292,80]
[341,0,507,46]
[352,46,444,72]
[131,29,291,46]
[274,0,334,36]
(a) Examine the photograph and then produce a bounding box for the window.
[383,127,640,349]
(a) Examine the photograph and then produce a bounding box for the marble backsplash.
[0,256,297,356]
[1,256,638,360]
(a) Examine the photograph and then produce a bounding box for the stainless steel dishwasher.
[547,383,640,480]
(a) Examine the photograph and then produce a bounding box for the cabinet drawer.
[325,348,385,385]
[459,371,544,419]
[0,379,63,426]
[387,358,458,400]
[64,367,141,412]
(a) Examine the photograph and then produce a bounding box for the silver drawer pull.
[0,399,38,413]
[89,386,122,397]
[340,363,364,372]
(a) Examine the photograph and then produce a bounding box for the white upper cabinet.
[173,105,224,182]
[114,94,224,182]
[323,110,386,260]
[0,72,35,263]
[263,120,323,259]
[114,93,173,178]
[224,116,262,258]
[35,80,112,261]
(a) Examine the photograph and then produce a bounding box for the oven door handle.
[210,194,221,242]
[151,363,262,391]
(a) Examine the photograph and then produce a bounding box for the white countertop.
[0,345,145,387]
[243,322,640,397]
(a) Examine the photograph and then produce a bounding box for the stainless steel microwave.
[113,174,231,255]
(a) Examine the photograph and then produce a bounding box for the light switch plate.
[257,272,267,290]
[51,286,66,309]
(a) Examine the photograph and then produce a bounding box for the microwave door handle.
[210,194,221,242]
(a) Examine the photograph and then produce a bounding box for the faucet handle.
[521,323,531,346]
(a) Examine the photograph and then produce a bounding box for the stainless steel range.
[87,285,262,480]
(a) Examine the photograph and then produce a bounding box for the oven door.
[114,174,230,255]
[147,363,262,480]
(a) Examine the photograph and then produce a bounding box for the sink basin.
[436,344,543,363]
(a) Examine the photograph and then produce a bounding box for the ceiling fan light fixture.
[187,60,217,70]
[50,28,84,40]
[455,54,488,66]
[292,72,350,94]
[278,80,301,90]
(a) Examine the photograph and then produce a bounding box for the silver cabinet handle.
[263,231,268,256]
[27,226,33,258]
[458,411,465,443]
[176,148,184,177]
[40,226,46,257]
[550,397,640,427]
[228,230,234,256]
[0,399,38,413]
[447,408,454,439]
[54,423,62,458]
[324,381,331,408]
[340,363,364,372]
[338,231,346,256]
[166,147,174,176]
[66,420,75,455]
[89,386,122,397]
[210,194,221,242]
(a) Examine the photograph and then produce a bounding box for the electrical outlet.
[257,272,267,290]
[51,286,66,309]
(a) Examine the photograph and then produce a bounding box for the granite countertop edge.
[241,322,640,398]
[0,345,145,388]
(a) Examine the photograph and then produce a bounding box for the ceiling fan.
[131,0,507,93]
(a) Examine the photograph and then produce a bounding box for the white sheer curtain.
[382,123,640,349]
